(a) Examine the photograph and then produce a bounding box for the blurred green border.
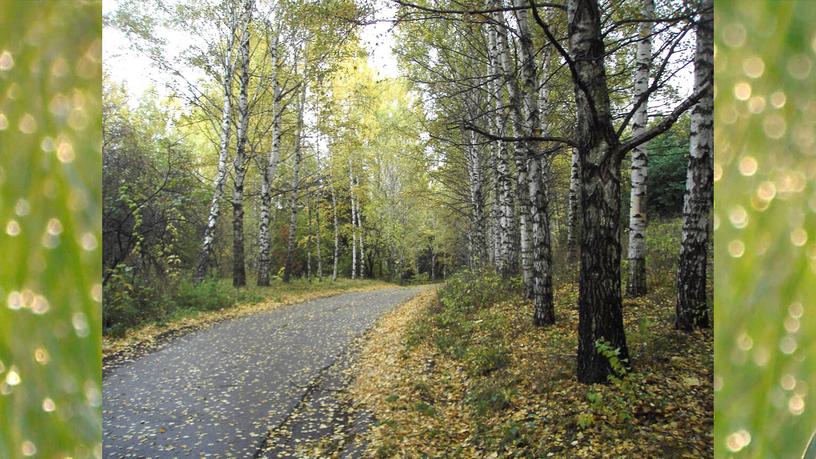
[714,1,816,457]
[0,1,102,457]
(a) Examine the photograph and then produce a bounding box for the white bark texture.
[494,4,532,292]
[464,128,486,266]
[283,76,307,282]
[514,0,554,325]
[331,182,339,281]
[626,0,654,296]
[566,147,580,260]
[348,156,357,279]
[257,32,282,286]
[486,12,516,276]
[195,7,239,282]
[676,0,713,330]
[231,0,253,288]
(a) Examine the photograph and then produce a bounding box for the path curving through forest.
[103,286,424,458]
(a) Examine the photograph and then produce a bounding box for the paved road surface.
[103,287,423,458]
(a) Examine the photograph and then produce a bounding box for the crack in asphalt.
[252,357,338,458]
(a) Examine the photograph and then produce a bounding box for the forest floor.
[102,278,393,367]
[341,254,712,456]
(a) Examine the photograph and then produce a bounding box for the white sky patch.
[360,0,399,80]
[103,0,157,98]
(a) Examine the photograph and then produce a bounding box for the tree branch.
[463,120,578,148]
[616,81,710,158]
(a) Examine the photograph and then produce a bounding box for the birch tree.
[283,65,307,283]
[195,2,240,282]
[257,29,282,286]
[230,0,254,287]
[626,0,654,297]
[533,0,709,382]
[331,180,339,281]
[566,148,579,261]
[676,0,713,331]
[514,0,554,325]
[349,155,358,279]
[462,126,487,266]
[494,7,533,292]
[485,7,516,277]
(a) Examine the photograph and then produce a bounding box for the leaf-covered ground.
[103,279,391,366]
[349,274,713,457]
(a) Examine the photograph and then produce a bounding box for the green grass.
[714,2,816,457]
[0,1,102,456]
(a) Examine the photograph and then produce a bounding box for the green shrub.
[434,333,468,359]
[413,401,437,417]
[465,344,510,376]
[173,278,233,312]
[438,269,521,314]
[467,382,515,416]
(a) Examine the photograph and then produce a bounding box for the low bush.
[466,381,515,416]
[464,344,510,376]
[172,278,234,312]
[437,269,522,313]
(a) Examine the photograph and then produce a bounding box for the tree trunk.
[306,195,312,281]
[257,33,281,287]
[515,0,554,325]
[463,127,486,266]
[626,0,654,297]
[676,0,713,331]
[231,0,252,288]
[355,182,365,278]
[566,147,580,261]
[567,0,630,384]
[495,6,532,292]
[431,249,436,281]
[486,15,516,277]
[195,14,238,283]
[348,157,357,279]
[283,77,307,283]
[315,187,323,281]
[331,182,339,281]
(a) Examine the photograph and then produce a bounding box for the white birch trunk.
[566,148,580,261]
[315,150,323,281]
[307,195,312,281]
[283,74,307,283]
[231,0,253,288]
[494,5,532,291]
[331,181,339,281]
[257,32,281,286]
[515,0,554,325]
[355,180,365,278]
[676,0,713,330]
[195,7,239,282]
[486,14,516,276]
[348,156,357,279]
[463,127,486,266]
[627,0,654,296]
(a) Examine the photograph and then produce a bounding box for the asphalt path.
[103,286,423,458]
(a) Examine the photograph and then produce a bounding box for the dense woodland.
[104,0,712,386]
